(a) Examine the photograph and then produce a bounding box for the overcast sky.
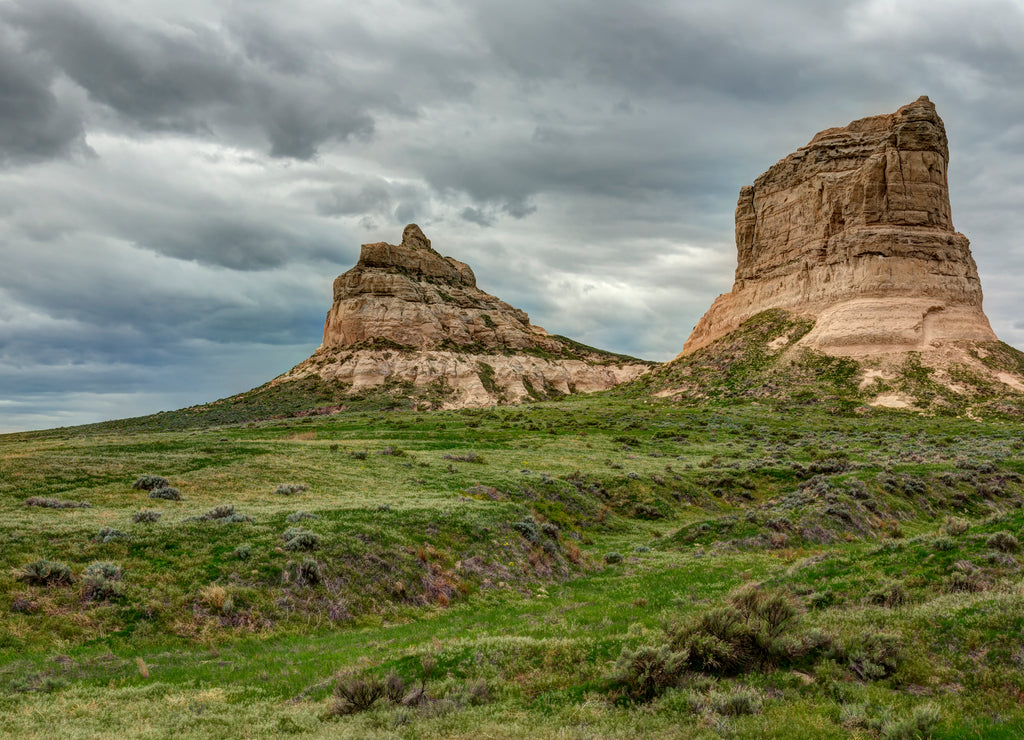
[1,0,1023,432]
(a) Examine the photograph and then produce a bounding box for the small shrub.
[286,511,318,523]
[540,522,560,540]
[666,586,808,675]
[943,517,969,536]
[288,558,321,586]
[987,531,1020,553]
[149,486,182,501]
[709,686,762,716]
[84,562,121,580]
[379,446,406,457]
[132,475,170,491]
[604,552,624,564]
[512,518,541,544]
[384,671,407,703]
[234,544,252,560]
[274,483,308,496]
[882,702,942,740]
[844,631,903,680]
[634,545,652,553]
[83,562,123,601]
[95,527,129,544]
[330,674,384,715]
[132,510,161,523]
[868,581,907,608]
[200,584,228,611]
[947,569,987,593]
[17,559,74,587]
[931,536,955,552]
[609,644,685,702]
[349,450,368,460]
[188,505,252,524]
[282,528,321,552]
[25,497,90,509]
[986,551,1018,568]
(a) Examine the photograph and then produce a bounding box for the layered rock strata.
[279,225,650,406]
[681,96,997,357]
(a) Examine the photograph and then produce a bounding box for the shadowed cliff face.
[683,96,997,357]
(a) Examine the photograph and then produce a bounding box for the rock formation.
[278,225,651,407]
[682,96,997,357]
[321,224,566,353]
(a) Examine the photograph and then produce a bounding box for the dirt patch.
[870,394,913,409]
[995,372,1024,393]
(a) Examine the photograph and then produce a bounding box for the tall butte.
[277,224,651,407]
[682,96,998,357]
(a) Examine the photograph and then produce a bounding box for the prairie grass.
[2,393,1024,736]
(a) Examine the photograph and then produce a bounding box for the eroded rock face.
[282,225,651,406]
[682,96,997,356]
[322,224,564,353]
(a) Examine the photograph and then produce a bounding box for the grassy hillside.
[635,309,1024,418]
[3,392,1024,737]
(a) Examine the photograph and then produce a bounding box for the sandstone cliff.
[278,225,651,407]
[659,97,1024,415]
[682,96,997,357]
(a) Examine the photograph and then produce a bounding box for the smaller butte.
[277,224,651,408]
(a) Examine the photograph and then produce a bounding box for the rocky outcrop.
[682,96,997,357]
[279,225,651,407]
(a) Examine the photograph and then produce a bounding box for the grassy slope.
[634,309,1024,418]
[2,392,1024,737]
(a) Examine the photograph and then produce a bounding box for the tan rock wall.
[683,96,996,356]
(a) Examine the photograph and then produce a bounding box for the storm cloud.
[1,0,1023,431]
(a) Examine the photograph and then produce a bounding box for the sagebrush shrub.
[881,702,942,740]
[234,544,252,560]
[709,687,763,716]
[25,496,90,509]
[282,528,321,551]
[512,517,541,544]
[286,511,318,523]
[987,531,1020,553]
[17,559,74,587]
[83,562,123,601]
[133,475,170,491]
[943,517,969,536]
[843,632,903,680]
[604,552,624,564]
[609,644,685,702]
[274,483,308,496]
[868,581,907,608]
[384,671,406,704]
[330,674,385,715]
[132,510,161,523]
[290,558,321,585]
[188,505,252,524]
[149,486,182,501]
[666,586,806,675]
[95,527,129,544]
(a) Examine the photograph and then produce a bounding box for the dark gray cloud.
[1,0,1024,431]
[0,24,85,163]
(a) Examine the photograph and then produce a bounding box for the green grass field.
[2,391,1024,738]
